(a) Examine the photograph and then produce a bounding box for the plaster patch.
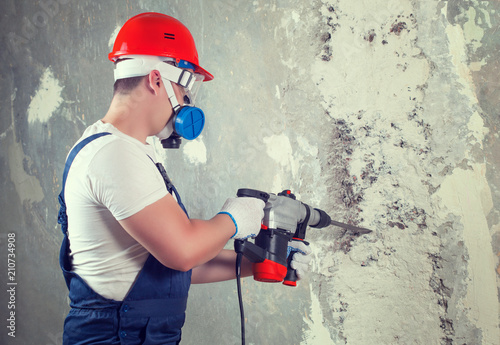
[463,7,484,53]
[444,7,479,107]
[1,89,16,140]
[271,173,284,194]
[467,111,489,149]
[263,133,293,167]
[275,85,281,99]
[309,1,453,343]
[27,68,63,124]
[301,285,335,345]
[183,138,207,165]
[312,2,429,117]
[296,136,318,157]
[7,135,44,204]
[433,165,499,344]
[7,83,44,203]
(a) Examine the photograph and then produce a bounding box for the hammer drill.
[234,188,372,286]
[234,188,329,285]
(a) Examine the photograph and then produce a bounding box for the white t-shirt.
[64,120,168,300]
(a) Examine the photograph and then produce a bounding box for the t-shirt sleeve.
[88,140,168,220]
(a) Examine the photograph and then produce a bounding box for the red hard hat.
[109,12,213,81]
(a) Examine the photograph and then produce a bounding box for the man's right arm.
[119,193,264,272]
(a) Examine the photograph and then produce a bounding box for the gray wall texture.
[1,0,499,344]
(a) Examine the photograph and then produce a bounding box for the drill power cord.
[235,248,246,345]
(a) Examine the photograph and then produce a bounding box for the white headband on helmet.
[113,55,204,108]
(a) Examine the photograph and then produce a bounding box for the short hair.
[113,75,147,95]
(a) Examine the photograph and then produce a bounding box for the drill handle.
[236,188,270,202]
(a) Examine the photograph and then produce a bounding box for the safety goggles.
[113,55,205,106]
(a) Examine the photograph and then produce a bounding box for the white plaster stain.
[296,136,318,157]
[264,133,315,190]
[8,137,44,203]
[467,111,489,149]
[183,138,207,165]
[459,5,489,71]
[271,173,284,194]
[6,85,43,203]
[301,285,335,345]
[263,133,293,167]
[444,9,481,107]
[463,7,485,54]
[433,165,499,344]
[27,68,63,124]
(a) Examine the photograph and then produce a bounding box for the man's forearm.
[191,249,253,284]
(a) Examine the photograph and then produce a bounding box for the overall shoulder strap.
[146,155,189,217]
[57,132,112,234]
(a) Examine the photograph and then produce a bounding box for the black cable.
[235,252,245,345]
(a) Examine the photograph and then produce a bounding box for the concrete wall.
[1,0,499,344]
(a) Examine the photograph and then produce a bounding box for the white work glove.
[288,240,312,280]
[218,197,265,240]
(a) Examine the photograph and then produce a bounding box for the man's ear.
[148,70,162,95]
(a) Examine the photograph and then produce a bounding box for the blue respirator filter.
[174,107,205,140]
[160,106,205,149]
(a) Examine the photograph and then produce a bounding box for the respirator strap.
[113,56,198,90]
[162,77,182,114]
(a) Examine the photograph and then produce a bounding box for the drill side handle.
[283,238,310,287]
[234,239,266,263]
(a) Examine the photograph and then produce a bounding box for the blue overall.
[58,132,191,345]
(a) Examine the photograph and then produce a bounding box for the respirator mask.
[114,55,206,149]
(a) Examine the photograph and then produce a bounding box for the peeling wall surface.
[1,1,499,344]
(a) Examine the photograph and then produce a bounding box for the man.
[58,12,310,344]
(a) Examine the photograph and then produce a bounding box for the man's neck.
[102,94,150,144]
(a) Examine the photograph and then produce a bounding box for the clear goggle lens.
[180,72,204,106]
